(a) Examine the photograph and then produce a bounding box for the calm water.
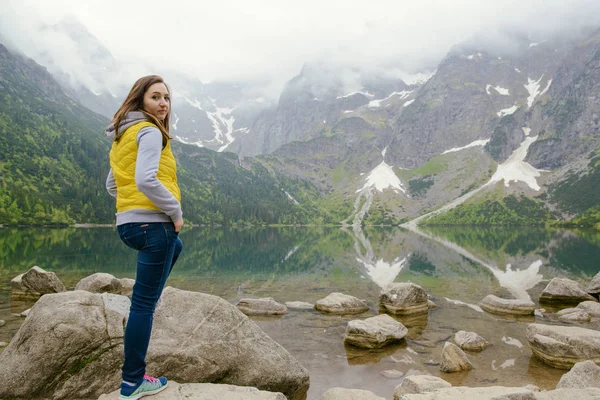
[1,226,599,399]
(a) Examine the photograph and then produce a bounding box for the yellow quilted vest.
[110,121,181,213]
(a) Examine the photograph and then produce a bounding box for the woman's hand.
[174,218,184,232]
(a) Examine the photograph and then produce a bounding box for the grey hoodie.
[105,111,183,226]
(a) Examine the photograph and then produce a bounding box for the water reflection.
[1,226,599,399]
[348,226,407,288]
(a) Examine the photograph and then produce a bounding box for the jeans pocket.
[119,225,148,251]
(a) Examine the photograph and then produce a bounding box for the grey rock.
[99,381,287,399]
[0,341,7,348]
[575,301,600,318]
[319,387,386,400]
[379,283,429,316]
[588,272,600,295]
[75,273,123,294]
[556,360,600,389]
[284,301,314,310]
[557,308,591,323]
[11,266,66,300]
[526,323,600,369]
[119,278,135,296]
[344,314,408,348]
[0,287,309,400]
[534,388,600,400]
[396,386,535,399]
[539,278,597,305]
[439,342,473,373]
[394,375,451,397]
[20,308,31,317]
[479,295,536,315]
[236,297,288,316]
[0,320,5,327]
[454,330,489,352]
[381,369,404,379]
[315,292,369,315]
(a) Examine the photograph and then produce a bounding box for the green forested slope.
[0,43,112,224]
[0,43,328,226]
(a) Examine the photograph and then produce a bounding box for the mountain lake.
[1,226,598,399]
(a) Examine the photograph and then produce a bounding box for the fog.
[2,0,600,98]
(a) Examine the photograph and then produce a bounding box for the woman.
[105,75,183,399]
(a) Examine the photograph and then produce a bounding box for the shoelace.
[143,374,159,384]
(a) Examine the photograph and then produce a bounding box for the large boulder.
[555,360,600,389]
[99,382,287,399]
[0,287,309,400]
[11,266,66,299]
[75,273,123,294]
[539,278,597,305]
[319,387,386,399]
[0,290,129,400]
[379,283,429,315]
[526,323,600,369]
[315,292,369,315]
[479,295,535,315]
[344,314,408,349]
[439,342,473,373]
[396,386,535,399]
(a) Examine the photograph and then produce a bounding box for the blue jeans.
[117,222,183,384]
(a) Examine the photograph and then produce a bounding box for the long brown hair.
[111,75,172,144]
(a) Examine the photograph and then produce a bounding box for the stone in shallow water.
[285,301,314,310]
[479,294,535,315]
[0,320,5,327]
[11,266,67,300]
[236,297,287,315]
[539,278,597,305]
[395,386,536,399]
[394,375,451,396]
[454,330,489,352]
[557,308,591,322]
[379,283,429,316]
[526,323,600,369]
[439,342,473,373]
[381,369,404,379]
[315,292,369,315]
[556,360,600,389]
[319,387,385,400]
[344,314,408,349]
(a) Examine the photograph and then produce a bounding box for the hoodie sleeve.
[135,127,183,222]
[106,168,117,199]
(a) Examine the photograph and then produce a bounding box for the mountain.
[0,42,327,226]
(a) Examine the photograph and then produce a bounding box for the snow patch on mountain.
[172,114,179,131]
[336,90,375,99]
[356,149,406,194]
[398,70,436,85]
[368,90,413,108]
[486,85,510,95]
[488,136,544,191]
[403,99,415,107]
[283,190,299,205]
[497,104,519,117]
[442,139,490,155]
[525,75,551,108]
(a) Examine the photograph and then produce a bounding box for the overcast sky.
[2,0,600,95]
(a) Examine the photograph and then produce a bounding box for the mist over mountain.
[2,5,600,227]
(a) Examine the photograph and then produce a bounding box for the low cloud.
[2,0,600,99]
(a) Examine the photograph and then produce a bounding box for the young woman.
[105,75,183,399]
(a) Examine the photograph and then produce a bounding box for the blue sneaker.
[119,374,168,400]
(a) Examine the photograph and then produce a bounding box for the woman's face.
[143,82,170,122]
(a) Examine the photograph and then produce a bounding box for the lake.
[1,225,599,399]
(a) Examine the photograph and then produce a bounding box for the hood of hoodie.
[104,111,148,140]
